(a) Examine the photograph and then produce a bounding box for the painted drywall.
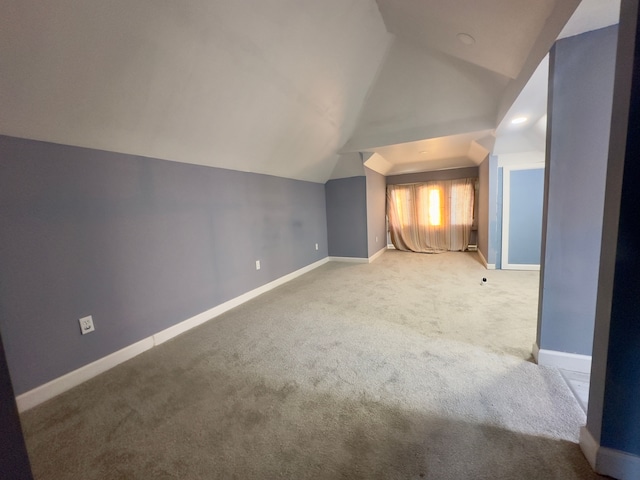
[344,39,506,151]
[478,158,489,262]
[504,168,544,265]
[587,1,640,464]
[0,135,328,394]
[496,167,504,270]
[325,177,368,258]
[365,168,387,256]
[538,25,617,355]
[386,167,479,185]
[0,0,392,183]
[488,156,500,266]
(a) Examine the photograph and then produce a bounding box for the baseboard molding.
[477,249,496,270]
[580,426,640,479]
[16,257,330,412]
[16,338,154,412]
[580,426,599,471]
[154,257,330,345]
[532,343,592,373]
[328,256,369,263]
[368,246,387,263]
[502,263,540,271]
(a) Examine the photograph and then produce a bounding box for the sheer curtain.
[387,178,476,253]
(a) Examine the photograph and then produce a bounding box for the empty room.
[2,1,639,479]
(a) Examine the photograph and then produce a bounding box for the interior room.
[2,0,639,479]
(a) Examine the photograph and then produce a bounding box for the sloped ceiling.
[0,0,619,182]
[0,0,391,182]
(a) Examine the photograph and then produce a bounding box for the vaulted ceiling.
[0,0,621,182]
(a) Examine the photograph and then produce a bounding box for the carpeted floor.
[20,250,605,479]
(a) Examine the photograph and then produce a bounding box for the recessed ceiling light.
[511,116,528,125]
[419,151,428,154]
[457,33,475,46]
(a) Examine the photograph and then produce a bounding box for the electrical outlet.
[315,243,318,250]
[255,260,261,270]
[79,315,95,335]
[376,236,378,243]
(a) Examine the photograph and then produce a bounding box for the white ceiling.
[0,0,622,182]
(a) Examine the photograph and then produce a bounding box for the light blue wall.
[538,26,617,355]
[365,168,387,257]
[325,176,368,258]
[0,135,328,394]
[506,168,544,265]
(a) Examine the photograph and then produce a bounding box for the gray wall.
[489,156,500,266]
[505,168,544,265]
[0,135,328,394]
[537,26,617,355]
[365,168,387,257]
[478,158,489,262]
[325,176,368,258]
[386,166,478,185]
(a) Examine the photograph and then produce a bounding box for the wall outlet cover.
[79,316,95,335]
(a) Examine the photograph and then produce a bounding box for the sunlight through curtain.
[387,178,475,253]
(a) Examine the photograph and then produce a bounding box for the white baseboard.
[154,257,330,345]
[387,244,395,249]
[368,246,387,263]
[477,249,496,270]
[532,343,592,373]
[580,426,599,471]
[580,426,640,479]
[16,338,154,412]
[16,257,330,412]
[328,256,369,263]
[502,263,540,271]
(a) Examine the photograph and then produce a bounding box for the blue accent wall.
[537,26,617,356]
[325,176,368,258]
[0,135,328,394]
[506,168,544,265]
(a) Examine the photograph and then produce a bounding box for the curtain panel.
[387,178,475,253]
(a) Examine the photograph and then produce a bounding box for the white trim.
[16,338,154,412]
[503,263,540,271]
[580,426,640,479]
[328,256,369,263]
[476,249,496,270]
[153,257,329,345]
[598,445,640,479]
[501,164,544,270]
[387,243,396,249]
[368,246,387,263]
[533,342,592,373]
[580,427,599,471]
[15,257,330,412]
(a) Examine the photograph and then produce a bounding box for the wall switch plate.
[255,260,261,270]
[315,243,318,250]
[376,236,378,243]
[79,315,95,335]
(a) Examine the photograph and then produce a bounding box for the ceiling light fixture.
[511,116,528,125]
[456,33,475,46]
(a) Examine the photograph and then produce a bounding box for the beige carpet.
[20,251,604,479]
